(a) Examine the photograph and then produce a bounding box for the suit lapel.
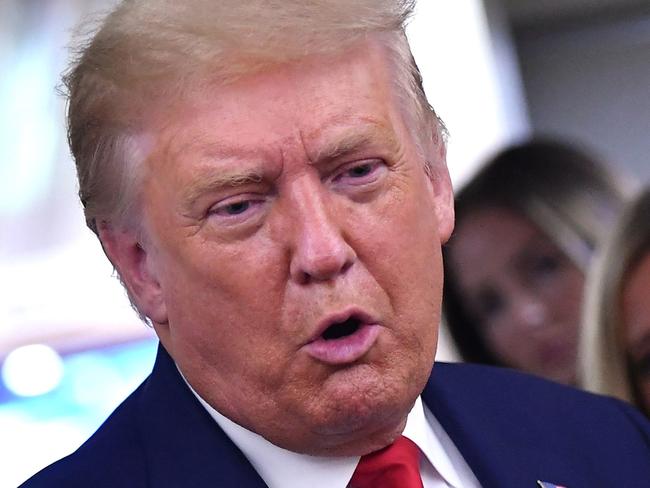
[135,344,268,487]
[421,362,521,488]
[421,363,589,488]
[135,348,516,487]
[132,349,568,487]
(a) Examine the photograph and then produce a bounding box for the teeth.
[322,317,361,340]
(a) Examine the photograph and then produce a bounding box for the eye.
[207,196,265,223]
[523,250,567,287]
[532,253,562,276]
[331,159,385,186]
[347,163,374,178]
[221,201,251,215]
[474,289,505,323]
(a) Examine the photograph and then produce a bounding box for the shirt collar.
[184,377,357,488]
[405,397,472,488]
[182,370,471,488]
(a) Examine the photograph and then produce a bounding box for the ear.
[425,137,455,244]
[97,221,168,324]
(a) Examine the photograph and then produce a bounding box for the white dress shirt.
[183,373,481,488]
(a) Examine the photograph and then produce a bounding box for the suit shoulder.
[430,361,631,410]
[433,360,607,401]
[428,361,650,444]
[19,384,148,488]
[431,361,579,389]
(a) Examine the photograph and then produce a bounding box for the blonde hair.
[443,139,630,367]
[63,0,438,234]
[579,189,650,408]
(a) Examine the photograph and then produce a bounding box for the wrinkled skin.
[448,206,584,385]
[99,40,454,456]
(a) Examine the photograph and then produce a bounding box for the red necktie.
[349,435,424,488]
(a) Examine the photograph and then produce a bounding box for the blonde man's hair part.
[63,0,443,322]
[64,0,441,235]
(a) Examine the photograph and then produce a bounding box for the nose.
[287,177,356,285]
[510,293,547,330]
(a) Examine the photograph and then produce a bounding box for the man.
[22,0,650,487]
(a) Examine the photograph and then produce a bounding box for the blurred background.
[1,0,649,485]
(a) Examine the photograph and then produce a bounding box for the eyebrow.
[512,234,563,268]
[180,165,265,208]
[183,170,263,201]
[309,121,401,164]
[312,132,376,162]
[177,120,399,206]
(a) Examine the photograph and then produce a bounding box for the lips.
[303,309,381,365]
[538,340,575,365]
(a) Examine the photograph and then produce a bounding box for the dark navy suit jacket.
[21,344,650,487]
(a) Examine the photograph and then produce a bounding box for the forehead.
[452,206,542,265]
[148,41,406,167]
[450,206,555,290]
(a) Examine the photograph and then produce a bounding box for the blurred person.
[443,140,630,385]
[21,1,650,487]
[580,189,650,417]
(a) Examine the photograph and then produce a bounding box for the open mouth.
[321,316,362,340]
[305,311,380,364]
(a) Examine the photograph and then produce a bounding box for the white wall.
[516,14,650,184]
[408,0,530,189]
[0,0,150,361]
[408,0,530,361]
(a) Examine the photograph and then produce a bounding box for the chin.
[305,362,424,442]
[297,398,410,456]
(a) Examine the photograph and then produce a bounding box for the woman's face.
[448,206,585,385]
[621,250,650,414]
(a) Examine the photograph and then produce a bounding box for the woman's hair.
[442,138,630,365]
[62,0,438,235]
[579,189,650,410]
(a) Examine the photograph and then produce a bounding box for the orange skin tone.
[99,40,454,456]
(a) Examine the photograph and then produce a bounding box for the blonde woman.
[580,189,650,416]
[443,139,631,385]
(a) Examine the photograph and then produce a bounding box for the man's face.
[126,41,452,455]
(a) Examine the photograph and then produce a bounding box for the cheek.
[162,244,294,396]
[485,328,541,373]
[160,237,289,350]
[623,302,650,351]
[357,178,444,335]
[549,269,585,324]
[485,327,519,354]
[373,172,441,254]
